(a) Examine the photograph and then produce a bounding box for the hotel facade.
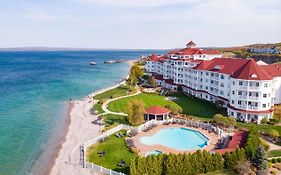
[145,41,281,123]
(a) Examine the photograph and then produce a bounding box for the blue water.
[140,127,209,150]
[0,50,164,175]
[145,150,162,157]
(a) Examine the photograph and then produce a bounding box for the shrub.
[234,161,255,175]
[130,150,223,175]
[165,103,182,115]
[268,129,279,140]
[260,118,268,124]
[260,138,270,151]
[272,158,277,163]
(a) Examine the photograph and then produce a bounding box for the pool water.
[145,150,163,156]
[140,127,209,151]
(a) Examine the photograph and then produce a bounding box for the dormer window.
[213,65,221,70]
[251,74,257,78]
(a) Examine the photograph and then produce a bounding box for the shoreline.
[48,59,136,175]
[44,102,74,175]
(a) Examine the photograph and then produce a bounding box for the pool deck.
[131,123,219,156]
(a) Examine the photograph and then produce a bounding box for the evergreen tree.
[252,145,267,171]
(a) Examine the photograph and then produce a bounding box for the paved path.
[101,89,141,116]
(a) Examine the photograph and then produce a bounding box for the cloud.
[74,0,201,7]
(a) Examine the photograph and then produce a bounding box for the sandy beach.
[49,60,136,175]
[49,98,100,175]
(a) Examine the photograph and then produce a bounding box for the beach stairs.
[160,89,169,96]
[79,145,85,168]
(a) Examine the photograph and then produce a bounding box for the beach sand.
[49,60,137,175]
[49,98,101,175]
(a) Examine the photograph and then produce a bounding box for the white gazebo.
[144,106,170,121]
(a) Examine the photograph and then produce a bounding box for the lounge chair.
[117,160,126,167]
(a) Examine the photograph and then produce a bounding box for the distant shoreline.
[0,47,168,52]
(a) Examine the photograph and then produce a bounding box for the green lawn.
[268,149,281,158]
[94,85,134,100]
[103,114,129,126]
[237,122,281,135]
[171,93,220,118]
[92,103,104,114]
[108,93,180,113]
[87,130,136,174]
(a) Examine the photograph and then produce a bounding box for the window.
[233,81,235,85]
[221,75,224,79]
[264,83,268,88]
[238,101,241,105]
[263,94,267,98]
[238,91,242,95]
[263,104,266,108]
[231,100,234,104]
[256,82,259,87]
[255,93,259,97]
[232,91,235,95]
[239,81,243,85]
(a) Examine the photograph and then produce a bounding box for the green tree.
[252,145,267,171]
[128,65,143,85]
[273,105,281,122]
[127,100,145,126]
[147,75,157,87]
[165,103,182,115]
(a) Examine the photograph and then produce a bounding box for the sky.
[0,0,280,49]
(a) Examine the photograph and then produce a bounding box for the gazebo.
[144,106,170,121]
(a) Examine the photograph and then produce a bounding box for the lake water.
[0,50,164,175]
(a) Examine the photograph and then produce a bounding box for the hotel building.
[145,41,281,123]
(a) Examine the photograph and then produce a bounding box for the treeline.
[130,126,260,175]
[130,150,223,175]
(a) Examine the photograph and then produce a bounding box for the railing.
[85,162,125,175]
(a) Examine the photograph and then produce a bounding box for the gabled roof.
[145,106,170,115]
[194,58,274,80]
[231,59,272,80]
[149,54,160,61]
[195,58,249,75]
[186,40,196,46]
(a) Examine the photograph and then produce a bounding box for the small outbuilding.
[144,106,170,121]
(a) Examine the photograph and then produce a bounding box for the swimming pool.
[145,150,163,156]
[139,127,209,151]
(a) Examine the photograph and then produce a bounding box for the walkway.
[101,89,141,116]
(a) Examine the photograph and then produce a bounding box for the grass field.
[94,85,133,100]
[237,122,281,135]
[171,93,220,118]
[108,93,180,113]
[268,149,281,158]
[103,114,129,126]
[87,130,136,173]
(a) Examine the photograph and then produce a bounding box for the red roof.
[231,59,272,80]
[195,58,275,80]
[149,54,160,61]
[260,63,281,77]
[145,106,170,115]
[186,40,196,46]
[174,48,220,56]
[216,130,247,154]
